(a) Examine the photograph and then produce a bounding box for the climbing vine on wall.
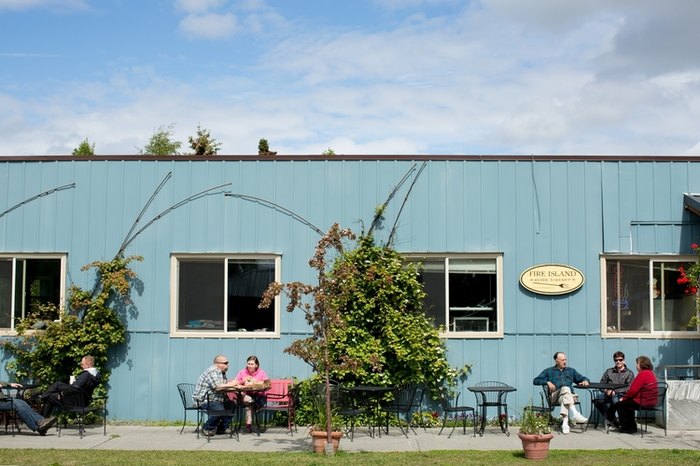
[2,255,142,390]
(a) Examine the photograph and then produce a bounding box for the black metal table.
[468,383,517,436]
[574,382,627,433]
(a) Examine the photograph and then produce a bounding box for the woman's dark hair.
[246,355,260,368]
[636,355,654,371]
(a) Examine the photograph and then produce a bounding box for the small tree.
[72,138,95,156]
[258,138,277,156]
[141,124,182,155]
[187,124,222,156]
[260,224,357,452]
[322,148,336,156]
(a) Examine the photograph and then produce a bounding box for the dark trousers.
[615,399,640,431]
[40,381,72,417]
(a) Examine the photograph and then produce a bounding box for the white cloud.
[175,0,228,14]
[179,12,237,39]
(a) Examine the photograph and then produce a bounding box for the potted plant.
[518,407,553,460]
[308,385,343,453]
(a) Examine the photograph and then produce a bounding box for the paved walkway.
[2,423,699,452]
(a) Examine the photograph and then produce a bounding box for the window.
[407,254,503,337]
[171,254,280,337]
[0,255,65,331]
[602,256,699,336]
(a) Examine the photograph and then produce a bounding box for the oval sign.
[519,264,585,296]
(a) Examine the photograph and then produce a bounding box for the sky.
[1,0,700,156]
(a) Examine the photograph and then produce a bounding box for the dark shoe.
[245,424,253,434]
[37,416,57,436]
[619,427,638,434]
[216,426,227,435]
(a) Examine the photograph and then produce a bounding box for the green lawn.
[1,449,699,466]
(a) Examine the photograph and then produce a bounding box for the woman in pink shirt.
[614,355,658,434]
[235,355,270,432]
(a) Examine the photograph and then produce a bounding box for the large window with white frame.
[0,254,65,331]
[602,255,699,336]
[406,254,503,337]
[171,254,280,337]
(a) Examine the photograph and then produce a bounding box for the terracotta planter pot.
[518,432,554,460]
[310,430,343,454]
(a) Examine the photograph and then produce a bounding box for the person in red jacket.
[613,355,658,434]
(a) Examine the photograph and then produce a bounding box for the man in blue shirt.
[533,352,589,434]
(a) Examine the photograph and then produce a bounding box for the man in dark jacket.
[594,351,634,428]
[38,355,101,417]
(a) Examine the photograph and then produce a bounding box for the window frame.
[404,253,504,339]
[169,253,281,338]
[0,253,67,334]
[600,254,700,339]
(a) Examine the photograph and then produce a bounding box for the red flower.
[692,243,699,250]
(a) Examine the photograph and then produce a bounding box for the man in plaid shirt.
[193,355,237,436]
[533,352,589,434]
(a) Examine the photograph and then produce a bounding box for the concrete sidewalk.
[1,423,699,452]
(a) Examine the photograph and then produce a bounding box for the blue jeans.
[0,398,44,431]
[594,393,620,422]
[200,400,233,431]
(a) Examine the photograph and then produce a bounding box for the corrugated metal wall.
[1,156,699,421]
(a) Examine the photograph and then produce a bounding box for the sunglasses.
[614,358,624,362]
[217,361,229,365]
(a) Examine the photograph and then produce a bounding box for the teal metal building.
[1,155,699,422]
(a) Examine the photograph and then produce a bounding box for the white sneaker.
[571,413,587,424]
[561,420,570,434]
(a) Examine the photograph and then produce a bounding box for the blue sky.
[1,0,700,156]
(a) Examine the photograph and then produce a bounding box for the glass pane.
[227,259,275,332]
[605,260,650,332]
[448,259,497,332]
[24,259,61,321]
[415,259,446,329]
[653,262,698,331]
[0,260,11,328]
[178,260,224,331]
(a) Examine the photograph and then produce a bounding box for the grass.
[0,449,699,465]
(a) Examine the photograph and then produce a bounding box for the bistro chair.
[201,389,239,442]
[636,381,667,437]
[539,385,585,433]
[438,387,476,438]
[380,383,419,437]
[320,382,366,441]
[55,385,107,439]
[259,378,296,434]
[0,394,21,435]
[176,383,202,434]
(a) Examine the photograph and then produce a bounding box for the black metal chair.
[438,388,476,438]
[636,381,668,437]
[318,382,366,442]
[0,393,21,435]
[176,383,202,434]
[200,389,239,442]
[55,385,107,438]
[380,384,419,437]
[540,384,585,433]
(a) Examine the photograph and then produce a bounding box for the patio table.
[468,383,516,436]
